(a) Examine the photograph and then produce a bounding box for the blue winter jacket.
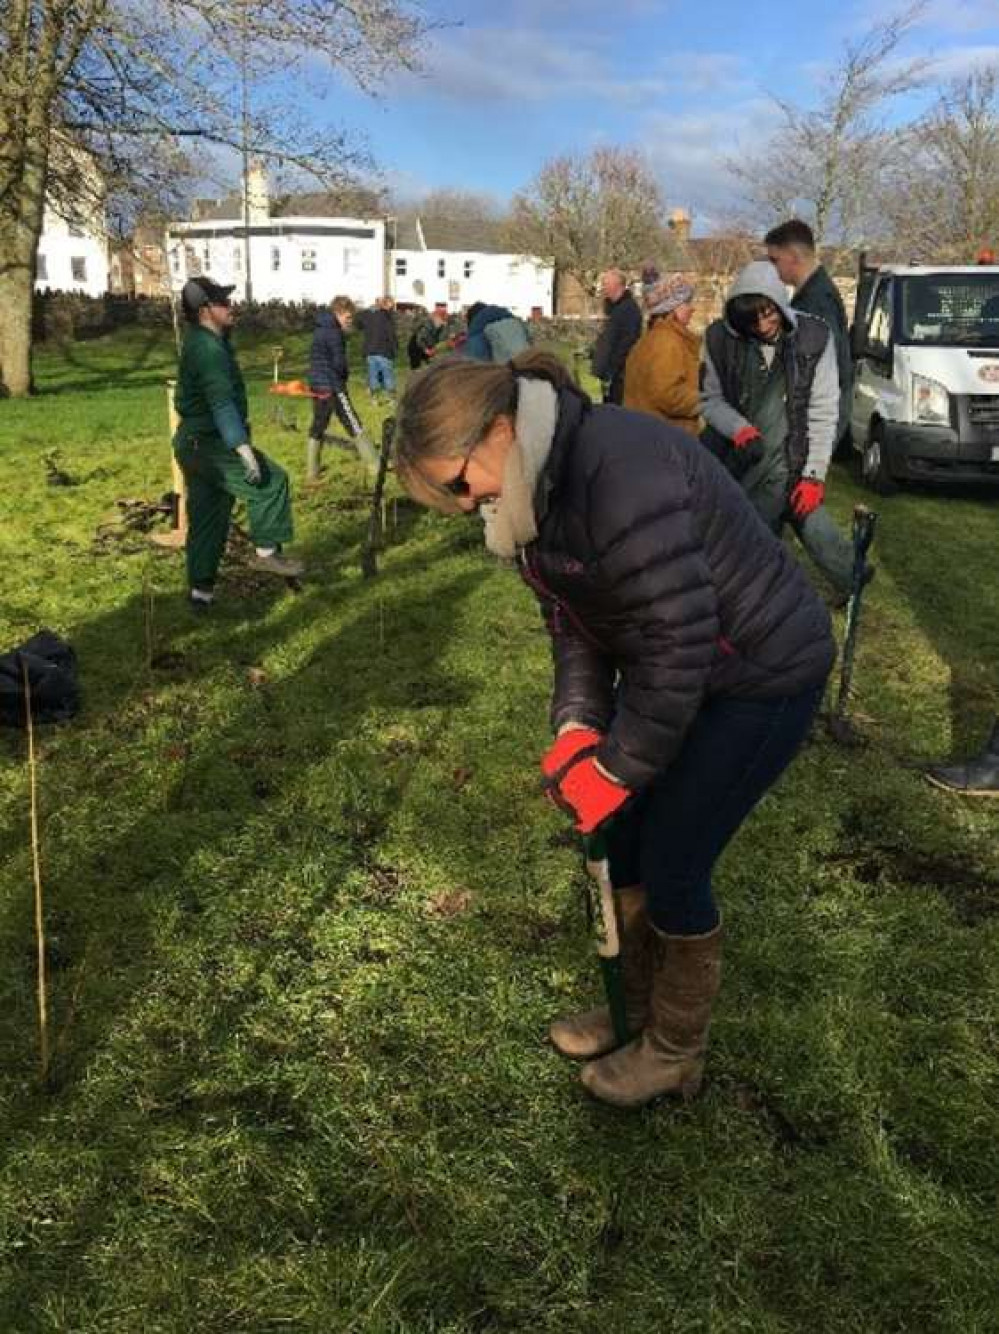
[309,310,349,391]
[465,305,530,362]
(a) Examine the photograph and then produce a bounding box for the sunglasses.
[442,450,474,497]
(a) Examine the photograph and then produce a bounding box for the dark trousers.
[310,388,363,441]
[605,685,825,935]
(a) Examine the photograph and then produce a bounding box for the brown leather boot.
[549,886,653,1060]
[579,922,722,1108]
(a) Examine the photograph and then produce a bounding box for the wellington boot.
[926,720,999,797]
[550,885,652,1060]
[580,922,722,1109]
[306,437,323,483]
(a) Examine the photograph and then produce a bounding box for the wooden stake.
[22,662,49,1082]
[143,564,155,671]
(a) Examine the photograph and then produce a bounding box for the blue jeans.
[367,355,396,394]
[605,686,825,935]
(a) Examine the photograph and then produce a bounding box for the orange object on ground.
[269,380,329,399]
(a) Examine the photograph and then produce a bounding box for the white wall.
[35,206,109,297]
[167,218,387,306]
[388,249,553,317]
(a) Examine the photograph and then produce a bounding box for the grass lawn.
[1,324,998,1333]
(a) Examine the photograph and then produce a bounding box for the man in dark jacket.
[306,295,376,480]
[766,219,852,448]
[173,276,304,607]
[590,269,642,404]
[357,296,398,401]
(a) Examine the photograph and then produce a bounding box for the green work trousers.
[174,437,294,589]
[744,461,854,594]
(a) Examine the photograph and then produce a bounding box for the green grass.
[1,325,998,1333]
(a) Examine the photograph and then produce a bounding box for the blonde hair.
[331,295,355,316]
[395,350,577,513]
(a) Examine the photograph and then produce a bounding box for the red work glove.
[541,729,631,835]
[789,478,825,519]
[732,425,762,449]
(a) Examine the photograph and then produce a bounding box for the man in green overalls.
[173,277,304,608]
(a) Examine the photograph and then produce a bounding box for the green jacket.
[173,325,249,451]
[792,265,852,441]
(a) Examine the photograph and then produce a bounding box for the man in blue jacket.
[464,302,530,363]
[306,295,376,480]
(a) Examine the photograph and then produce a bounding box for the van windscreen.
[900,275,999,346]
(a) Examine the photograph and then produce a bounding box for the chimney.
[668,208,692,244]
[246,162,269,225]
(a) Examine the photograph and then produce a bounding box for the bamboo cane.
[22,661,49,1082]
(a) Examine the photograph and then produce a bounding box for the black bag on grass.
[0,630,80,727]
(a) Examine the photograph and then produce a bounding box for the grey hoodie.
[699,260,839,481]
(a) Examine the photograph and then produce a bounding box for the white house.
[35,202,109,297]
[166,170,386,306]
[388,214,553,317]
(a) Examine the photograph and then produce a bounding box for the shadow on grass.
[871,485,999,750]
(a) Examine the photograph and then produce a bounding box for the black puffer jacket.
[520,384,835,790]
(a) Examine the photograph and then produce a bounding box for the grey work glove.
[236,443,262,486]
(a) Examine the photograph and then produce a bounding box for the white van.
[850,260,999,493]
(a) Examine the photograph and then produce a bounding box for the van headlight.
[912,374,950,425]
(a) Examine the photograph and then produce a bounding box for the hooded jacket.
[700,261,839,482]
[309,310,349,391]
[465,305,530,363]
[520,381,835,790]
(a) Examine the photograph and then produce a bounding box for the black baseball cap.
[181,276,236,320]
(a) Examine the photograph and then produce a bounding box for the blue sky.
[283,0,999,228]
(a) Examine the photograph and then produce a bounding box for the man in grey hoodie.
[699,260,855,597]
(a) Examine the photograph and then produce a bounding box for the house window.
[395,256,408,277]
[36,255,47,282]
[71,257,87,283]
[343,247,362,276]
[301,248,317,272]
[463,259,474,280]
[203,243,210,267]
[68,218,84,238]
[437,258,446,279]
[171,249,181,274]
[233,246,242,272]
[271,246,281,272]
[507,261,519,278]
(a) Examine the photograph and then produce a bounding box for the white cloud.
[641,99,783,221]
[398,25,673,106]
[925,42,999,80]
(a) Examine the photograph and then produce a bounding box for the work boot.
[249,550,305,578]
[580,922,722,1109]
[306,437,323,483]
[926,720,999,797]
[550,885,652,1060]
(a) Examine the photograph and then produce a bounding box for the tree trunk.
[0,241,36,397]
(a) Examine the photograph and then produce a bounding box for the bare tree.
[881,68,999,261]
[0,1,432,396]
[506,147,667,294]
[730,4,928,247]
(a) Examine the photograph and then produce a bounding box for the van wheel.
[862,428,899,496]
